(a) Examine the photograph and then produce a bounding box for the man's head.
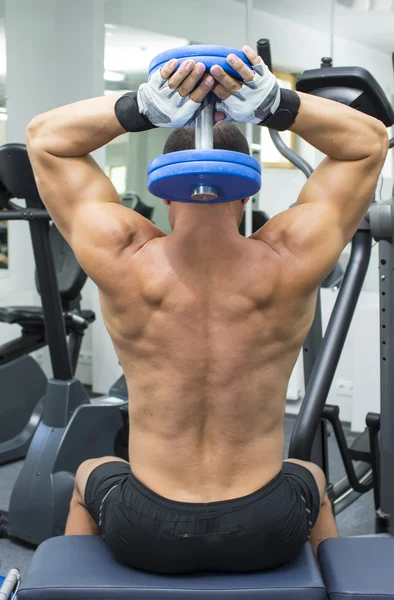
[162,122,251,229]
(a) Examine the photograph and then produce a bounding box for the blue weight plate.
[148,149,261,176]
[147,154,261,204]
[148,45,251,81]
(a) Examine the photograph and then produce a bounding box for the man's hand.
[210,45,280,124]
[137,59,214,128]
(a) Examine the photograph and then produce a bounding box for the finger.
[227,53,255,83]
[160,59,179,80]
[214,112,225,122]
[168,59,195,91]
[242,45,262,67]
[210,65,242,94]
[178,62,206,97]
[212,81,231,101]
[189,74,214,103]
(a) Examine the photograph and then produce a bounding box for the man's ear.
[163,200,171,206]
[242,197,250,205]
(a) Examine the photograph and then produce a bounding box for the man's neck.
[172,205,240,242]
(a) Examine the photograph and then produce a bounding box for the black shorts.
[85,461,320,574]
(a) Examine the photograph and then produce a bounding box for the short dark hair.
[163,121,250,155]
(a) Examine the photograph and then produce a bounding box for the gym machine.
[261,43,394,521]
[0,144,127,545]
[285,59,394,528]
[0,185,95,465]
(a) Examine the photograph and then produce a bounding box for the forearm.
[290,91,388,162]
[26,94,126,157]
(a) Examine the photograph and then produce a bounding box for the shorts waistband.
[128,469,284,514]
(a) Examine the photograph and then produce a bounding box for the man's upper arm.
[254,152,384,292]
[28,147,163,290]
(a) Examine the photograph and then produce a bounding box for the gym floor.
[0,415,375,578]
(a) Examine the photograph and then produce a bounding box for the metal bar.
[269,130,313,178]
[367,417,381,511]
[0,569,20,600]
[332,463,372,502]
[289,229,372,461]
[379,235,394,531]
[329,0,336,61]
[0,332,46,363]
[310,417,330,474]
[68,331,83,376]
[323,405,372,494]
[334,469,373,515]
[0,209,49,220]
[370,197,394,530]
[257,39,272,71]
[303,292,323,386]
[244,0,253,238]
[195,96,213,150]
[192,96,218,202]
[28,220,73,381]
[304,294,326,471]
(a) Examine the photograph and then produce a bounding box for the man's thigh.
[75,456,129,503]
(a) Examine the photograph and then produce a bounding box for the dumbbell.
[147,45,262,203]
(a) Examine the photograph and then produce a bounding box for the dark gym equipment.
[297,65,394,127]
[122,193,154,221]
[239,208,269,235]
[13,536,327,600]
[269,56,394,518]
[288,61,394,520]
[0,207,95,465]
[318,537,394,599]
[147,45,261,203]
[0,144,126,546]
[296,140,394,599]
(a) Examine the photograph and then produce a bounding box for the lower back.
[103,234,311,502]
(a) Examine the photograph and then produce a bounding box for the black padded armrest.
[319,537,394,599]
[297,66,394,127]
[18,537,327,599]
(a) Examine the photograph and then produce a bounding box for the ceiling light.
[371,0,394,9]
[104,70,126,82]
[355,0,371,9]
[337,0,394,8]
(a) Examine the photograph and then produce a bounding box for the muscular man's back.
[26,55,387,567]
[101,229,316,502]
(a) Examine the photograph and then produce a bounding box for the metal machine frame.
[0,144,127,545]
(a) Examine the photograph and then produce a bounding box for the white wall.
[1,0,105,385]
[106,0,394,94]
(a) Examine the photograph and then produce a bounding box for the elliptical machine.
[0,144,127,545]
[267,54,394,528]
[0,187,95,465]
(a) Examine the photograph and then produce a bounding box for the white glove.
[215,59,281,124]
[137,67,201,128]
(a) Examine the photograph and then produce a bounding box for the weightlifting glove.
[215,58,300,131]
[137,67,201,128]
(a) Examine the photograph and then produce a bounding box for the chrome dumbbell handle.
[192,95,218,202]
